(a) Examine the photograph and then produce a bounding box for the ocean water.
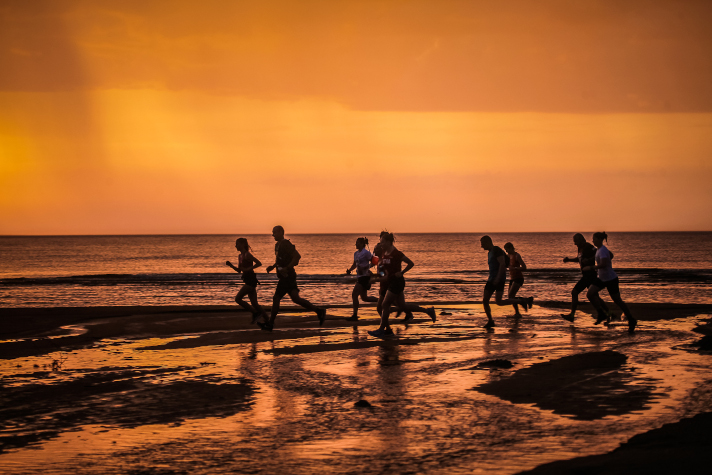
[1,232,711,307]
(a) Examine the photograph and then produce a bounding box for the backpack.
[276,239,301,267]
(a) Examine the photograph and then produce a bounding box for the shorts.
[592,277,620,295]
[381,276,406,295]
[356,275,372,291]
[484,279,506,293]
[572,273,597,294]
[274,274,298,299]
[509,277,524,286]
[241,271,259,288]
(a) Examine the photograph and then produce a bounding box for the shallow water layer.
[1,305,711,474]
[3,232,712,307]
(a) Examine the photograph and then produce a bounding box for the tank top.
[508,252,523,280]
[380,248,404,280]
[239,252,255,276]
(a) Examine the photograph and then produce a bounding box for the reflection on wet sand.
[478,350,658,420]
[0,304,711,473]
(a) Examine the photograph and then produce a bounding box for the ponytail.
[593,232,608,243]
[356,236,370,250]
[235,237,251,251]
[380,230,395,244]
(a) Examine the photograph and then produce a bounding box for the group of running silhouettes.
[225,227,637,337]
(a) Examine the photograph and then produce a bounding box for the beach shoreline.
[1,301,711,473]
[2,300,711,341]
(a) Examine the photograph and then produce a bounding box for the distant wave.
[2,268,712,287]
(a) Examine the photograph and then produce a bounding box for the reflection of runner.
[226,237,266,324]
[480,235,532,329]
[345,237,378,321]
[504,242,527,318]
[368,232,435,338]
[259,226,326,331]
[561,233,598,322]
[587,232,637,333]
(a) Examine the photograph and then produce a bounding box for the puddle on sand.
[1,305,711,474]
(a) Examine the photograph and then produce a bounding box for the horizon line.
[2,230,711,238]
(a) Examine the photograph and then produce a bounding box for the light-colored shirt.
[595,245,618,282]
[354,248,373,277]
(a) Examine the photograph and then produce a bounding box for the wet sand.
[1,301,711,473]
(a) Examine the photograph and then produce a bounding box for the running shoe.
[368,328,386,338]
[251,312,260,325]
[345,315,359,322]
[426,307,436,323]
[483,320,495,329]
[628,317,638,334]
[317,309,327,326]
[561,313,575,323]
[595,311,611,325]
[257,321,273,332]
[383,328,395,337]
[527,297,534,310]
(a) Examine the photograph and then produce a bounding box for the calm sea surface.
[1,233,711,307]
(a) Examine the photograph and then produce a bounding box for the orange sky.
[1,0,711,234]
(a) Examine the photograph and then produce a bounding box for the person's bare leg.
[587,286,610,324]
[359,289,378,303]
[610,291,637,332]
[483,287,495,328]
[569,290,580,316]
[494,291,529,311]
[561,289,581,323]
[563,279,588,322]
[288,289,325,325]
[289,290,318,313]
[247,288,265,322]
[351,284,363,318]
[379,291,397,331]
[235,286,254,313]
[508,280,523,317]
[268,296,281,327]
[397,294,436,323]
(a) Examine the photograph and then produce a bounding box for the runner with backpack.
[258,225,327,331]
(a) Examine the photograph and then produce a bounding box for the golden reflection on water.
[0,306,711,474]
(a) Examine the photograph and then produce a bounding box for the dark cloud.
[2,0,712,112]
